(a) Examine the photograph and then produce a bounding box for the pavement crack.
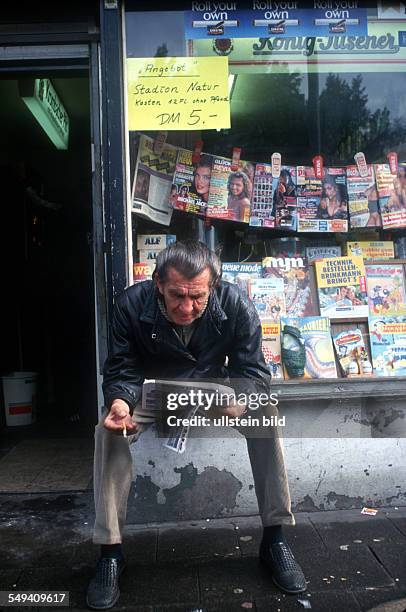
[386,515,406,540]
[367,544,397,585]
[307,517,330,553]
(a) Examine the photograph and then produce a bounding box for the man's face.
[155,267,212,326]
[230,178,244,197]
[194,166,211,196]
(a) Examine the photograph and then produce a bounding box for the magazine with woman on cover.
[206,157,254,223]
[346,164,381,228]
[171,150,214,215]
[297,167,348,233]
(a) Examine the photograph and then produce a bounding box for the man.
[86,240,306,610]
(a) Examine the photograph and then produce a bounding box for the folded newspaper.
[142,379,235,454]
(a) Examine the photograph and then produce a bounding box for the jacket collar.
[139,283,160,324]
[139,281,228,327]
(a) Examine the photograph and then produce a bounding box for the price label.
[127,57,231,131]
[271,152,281,178]
[312,155,324,179]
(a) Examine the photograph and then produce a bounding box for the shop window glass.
[124,7,406,383]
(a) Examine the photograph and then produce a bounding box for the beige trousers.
[92,407,294,545]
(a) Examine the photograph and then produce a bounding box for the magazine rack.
[277,258,406,392]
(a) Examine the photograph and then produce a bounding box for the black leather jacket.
[103,280,271,412]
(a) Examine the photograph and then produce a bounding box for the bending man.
[86,240,306,610]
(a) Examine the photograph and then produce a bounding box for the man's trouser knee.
[239,402,295,527]
[92,413,145,545]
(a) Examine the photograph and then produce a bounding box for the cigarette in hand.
[122,422,127,438]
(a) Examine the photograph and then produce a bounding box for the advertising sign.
[189,20,406,73]
[20,78,69,150]
[184,3,367,39]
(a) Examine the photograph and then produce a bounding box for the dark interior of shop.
[0,74,97,429]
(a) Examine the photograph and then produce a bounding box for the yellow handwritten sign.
[126,56,230,131]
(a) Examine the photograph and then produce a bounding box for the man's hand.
[103,399,138,434]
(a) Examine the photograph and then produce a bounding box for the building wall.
[126,396,406,524]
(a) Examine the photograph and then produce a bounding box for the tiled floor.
[0,493,406,611]
[0,438,93,492]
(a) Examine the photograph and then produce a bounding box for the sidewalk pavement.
[0,490,405,612]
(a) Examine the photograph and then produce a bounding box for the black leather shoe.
[86,557,125,610]
[260,541,307,594]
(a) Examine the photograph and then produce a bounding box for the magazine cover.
[375,163,406,229]
[315,255,368,319]
[346,241,395,260]
[133,262,154,284]
[273,166,298,231]
[248,277,286,322]
[221,262,262,297]
[132,134,177,226]
[281,316,337,379]
[346,164,381,228]
[261,322,283,379]
[305,245,342,263]
[262,256,318,317]
[249,163,276,228]
[297,167,348,232]
[369,315,406,376]
[206,156,254,223]
[366,264,406,316]
[171,149,214,215]
[332,328,368,376]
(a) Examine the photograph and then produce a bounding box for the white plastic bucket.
[2,372,37,426]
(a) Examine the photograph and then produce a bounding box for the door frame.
[0,42,106,424]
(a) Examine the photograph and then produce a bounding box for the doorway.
[0,73,98,430]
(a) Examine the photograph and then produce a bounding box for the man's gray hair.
[153,240,222,286]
